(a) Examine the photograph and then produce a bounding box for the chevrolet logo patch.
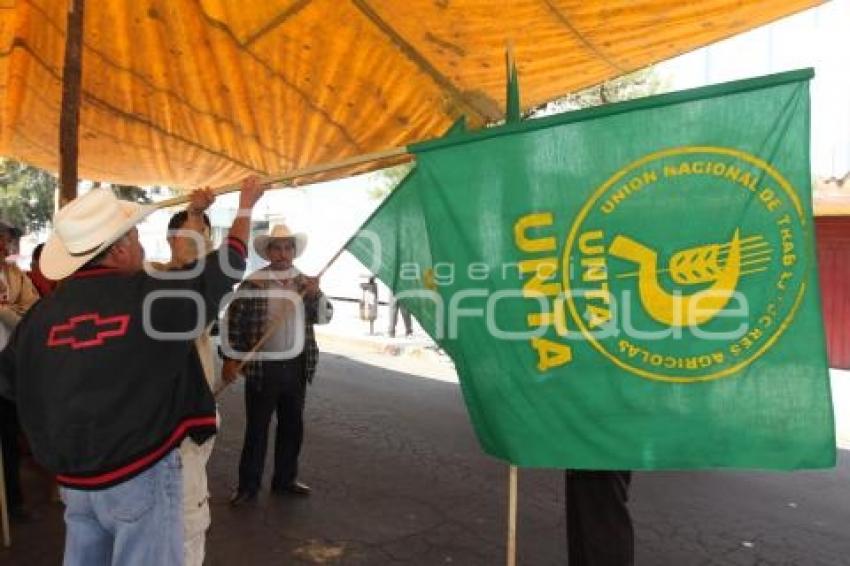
[47,313,130,350]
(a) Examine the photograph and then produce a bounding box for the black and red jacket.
[0,237,247,489]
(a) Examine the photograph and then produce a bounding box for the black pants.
[388,301,412,336]
[237,358,307,493]
[0,397,22,508]
[565,470,634,566]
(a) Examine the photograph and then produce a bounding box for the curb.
[316,329,448,366]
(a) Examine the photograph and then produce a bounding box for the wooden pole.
[507,465,518,566]
[153,145,410,211]
[58,0,86,208]
[0,436,11,547]
[213,313,286,398]
[504,48,521,562]
[213,256,339,398]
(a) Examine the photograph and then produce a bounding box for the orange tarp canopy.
[0,0,822,188]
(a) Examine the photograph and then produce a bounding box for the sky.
[658,0,850,178]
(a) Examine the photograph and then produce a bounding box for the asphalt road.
[4,349,849,565]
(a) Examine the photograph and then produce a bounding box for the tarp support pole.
[153,145,411,210]
[213,247,349,398]
[0,436,10,547]
[58,0,86,208]
[507,464,518,566]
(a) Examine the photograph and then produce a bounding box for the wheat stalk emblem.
[618,235,771,283]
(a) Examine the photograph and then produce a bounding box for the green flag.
[348,69,835,470]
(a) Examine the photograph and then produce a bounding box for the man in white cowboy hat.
[0,220,39,523]
[0,177,265,565]
[222,222,332,505]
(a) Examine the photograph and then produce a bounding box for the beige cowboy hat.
[253,223,307,260]
[41,187,154,280]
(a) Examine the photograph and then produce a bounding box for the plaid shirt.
[224,268,322,388]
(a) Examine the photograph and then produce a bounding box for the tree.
[110,184,153,204]
[0,158,56,232]
[531,66,668,115]
[92,182,169,204]
[367,161,414,200]
[0,159,173,236]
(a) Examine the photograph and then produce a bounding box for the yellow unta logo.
[610,229,770,327]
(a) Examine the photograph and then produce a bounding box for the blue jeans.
[61,450,184,566]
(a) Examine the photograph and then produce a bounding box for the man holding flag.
[222,223,333,506]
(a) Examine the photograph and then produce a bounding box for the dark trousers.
[388,301,412,336]
[237,358,307,493]
[0,397,22,508]
[565,470,634,566]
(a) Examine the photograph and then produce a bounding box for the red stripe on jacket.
[56,416,216,488]
[226,236,247,258]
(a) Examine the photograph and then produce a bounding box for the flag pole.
[212,251,341,398]
[208,147,403,398]
[152,145,411,210]
[213,313,285,398]
[504,39,520,566]
[507,464,518,566]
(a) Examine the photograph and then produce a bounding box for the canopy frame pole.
[0,436,10,547]
[58,0,86,208]
[153,145,411,210]
[507,464,518,566]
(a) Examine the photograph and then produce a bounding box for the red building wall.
[815,216,850,369]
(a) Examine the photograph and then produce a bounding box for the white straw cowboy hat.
[41,187,153,280]
[253,223,307,260]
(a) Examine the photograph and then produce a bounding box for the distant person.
[0,220,38,523]
[0,221,39,325]
[388,295,412,338]
[223,223,332,505]
[28,242,56,297]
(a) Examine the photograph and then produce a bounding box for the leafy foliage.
[532,66,668,115]
[0,158,56,232]
[110,184,153,204]
[367,162,414,200]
